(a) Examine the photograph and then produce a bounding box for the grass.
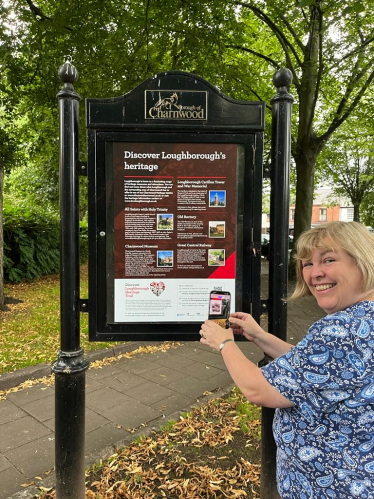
[0,266,114,374]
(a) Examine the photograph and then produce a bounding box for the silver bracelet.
[219,338,234,352]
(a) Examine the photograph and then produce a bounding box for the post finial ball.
[273,68,293,90]
[58,61,79,84]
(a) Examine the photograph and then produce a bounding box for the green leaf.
[352,2,365,13]
[297,0,313,7]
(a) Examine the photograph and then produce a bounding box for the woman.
[200,221,374,498]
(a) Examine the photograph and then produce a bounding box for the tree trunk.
[289,138,321,279]
[289,5,322,262]
[353,204,360,222]
[293,162,315,240]
[0,159,4,310]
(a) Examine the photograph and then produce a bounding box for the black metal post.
[260,68,294,499]
[52,62,89,499]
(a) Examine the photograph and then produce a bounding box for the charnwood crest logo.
[145,90,207,120]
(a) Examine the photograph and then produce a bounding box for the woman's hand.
[229,312,265,343]
[199,320,234,351]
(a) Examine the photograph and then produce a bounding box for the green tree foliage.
[231,0,374,250]
[318,121,374,222]
[2,0,374,291]
[361,193,374,228]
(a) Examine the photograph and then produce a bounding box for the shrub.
[3,199,88,283]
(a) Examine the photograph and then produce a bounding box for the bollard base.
[53,352,89,499]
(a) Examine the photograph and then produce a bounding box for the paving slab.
[84,378,106,393]
[0,416,52,453]
[85,387,132,412]
[86,364,124,380]
[115,356,163,375]
[166,374,220,399]
[98,399,160,428]
[85,424,129,456]
[0,454,12,472]
[147,351,197,370]
[0,400,28,425]
[177,349,222,366]
[150,392,192,416]
[180,362,224,380]
[138,365,188,386]
[4,434,55,478]
[22,394,54,423]
[123,380,177,405]
[7,386,54,406]
[99,370,150,392]
[0,465,27,498]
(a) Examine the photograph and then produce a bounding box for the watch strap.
[219,338,234,352]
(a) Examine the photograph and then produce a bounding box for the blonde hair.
[291,221,374,300]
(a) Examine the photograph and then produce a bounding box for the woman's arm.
[199,320,293,408]
[229,312,292,358]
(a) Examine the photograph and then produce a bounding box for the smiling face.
[301,239,374,314]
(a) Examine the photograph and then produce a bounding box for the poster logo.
[145,90,207,120]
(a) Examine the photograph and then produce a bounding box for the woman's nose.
[311,263,324,278]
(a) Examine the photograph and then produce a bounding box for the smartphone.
[208,291,231,329]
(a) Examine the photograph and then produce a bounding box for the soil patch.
[40,389,262,498]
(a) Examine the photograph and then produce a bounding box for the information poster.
[112,142,237,322]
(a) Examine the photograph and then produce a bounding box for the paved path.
[0,277,325,499]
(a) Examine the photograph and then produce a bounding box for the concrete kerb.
[0,341,163,392]
[8,383,236,499]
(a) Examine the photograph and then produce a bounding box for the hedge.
[3,201,88,283]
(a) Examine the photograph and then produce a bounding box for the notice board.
[86,72,265,341]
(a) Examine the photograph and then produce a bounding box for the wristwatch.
[219,338,234,352]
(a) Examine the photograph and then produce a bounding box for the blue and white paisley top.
[261,301,374,499]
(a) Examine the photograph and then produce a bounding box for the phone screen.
[208,291,231,329]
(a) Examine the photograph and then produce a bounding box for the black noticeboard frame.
[86,71,265,342]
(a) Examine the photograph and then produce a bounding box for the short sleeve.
[261,312,374,415]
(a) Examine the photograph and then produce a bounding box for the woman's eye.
[324,258,335,264]
[302,262,312,268]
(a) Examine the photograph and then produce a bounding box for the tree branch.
[340,32,374,62]
[24,0,52,21]
[226,45,280,69]
[320,64,374,142]
[24,0,73,31]
[231,1,302,86]
[278,13,305,52]
[233,77,272,110]
[305,4,324,137]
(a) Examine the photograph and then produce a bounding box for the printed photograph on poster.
[209,221,225,238]
[157,213,174,230]
[208,249,225,266]
[157,250,174,267]
[209,190,226,207]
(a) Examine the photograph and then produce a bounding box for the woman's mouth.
[315,284,336,291]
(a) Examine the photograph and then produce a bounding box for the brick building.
[262,188,355,235]
[288,188,353,234]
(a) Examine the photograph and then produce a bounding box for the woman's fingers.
[229,316,246,327]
